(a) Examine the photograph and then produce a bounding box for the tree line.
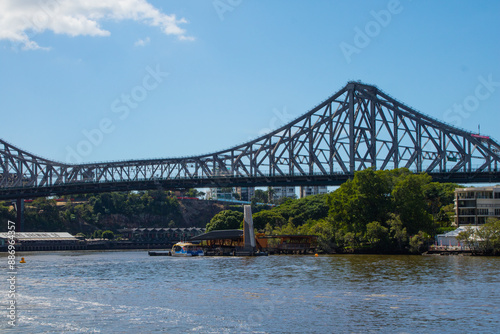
[0,190,184,235]
[206,168,459,254]
[3,167,497,255]
[457,219,500,255]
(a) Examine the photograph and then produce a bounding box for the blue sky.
[1,0,499,165]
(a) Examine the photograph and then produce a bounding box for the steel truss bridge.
[2,81,500,200]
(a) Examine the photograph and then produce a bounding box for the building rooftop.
[118,227,205,232]
[436,226,479,238]
[455,186,500,191]
[189,229,243,241]
[0,232,77,241]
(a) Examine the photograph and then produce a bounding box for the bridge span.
[1,81,500,200]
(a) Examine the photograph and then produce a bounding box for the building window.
[495,209,500,216]
[477,192,493,199]
[477,209,489,215]
[458,192,475,199]
[459,208,475,216]
[495,192,500,199]
[459,217,475,225]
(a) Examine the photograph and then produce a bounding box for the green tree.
[264,222,274,235]
[343,231,361,250]
[308,219,335,253]
[435,205,453,227]
[252,210,285,230]
[409,231,431,254]
[392,173,434,235]
[274,221,297,235]
[92,230,103,239]
[366,221,389,250]
[0,202,16,231]
[252,190,268,204]
[423,182,458,218]
[185,188,205,198]
[206,210,244,232]
[324,168,442,253]
[457,226,476,251]
[387,214,408,251]
[24,198,65,231]
[460,219,500,254]
[327,168,390,236]
[101,230,115,240]
[481,218,500,254]
[277,194,329,226]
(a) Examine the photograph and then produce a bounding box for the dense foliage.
[0,190,192,235]
[2,169,460,255]
[251,187,296,205]
[250,168,457,254]
[457,218,500,255]
[0,201,16,225]
[253,194,328,230]
[205,210,244,232]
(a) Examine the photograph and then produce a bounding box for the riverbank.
[4,242,498,256]
[0,240,174,252]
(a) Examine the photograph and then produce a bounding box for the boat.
[171,242,204,257]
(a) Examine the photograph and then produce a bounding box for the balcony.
[457,193,476,199]
[457,201,476,208]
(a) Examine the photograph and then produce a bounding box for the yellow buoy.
[315,253,319,257]
[20,257,26,263]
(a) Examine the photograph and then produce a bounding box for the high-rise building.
[206,187,234,200]
[272,186,296,200]
[235,187,255,202]
[300,185,328,198]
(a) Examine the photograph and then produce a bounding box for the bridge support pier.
[15,198,24,232]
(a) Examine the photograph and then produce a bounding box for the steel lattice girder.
[1,81,500,199]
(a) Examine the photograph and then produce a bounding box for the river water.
[1,251,499,333]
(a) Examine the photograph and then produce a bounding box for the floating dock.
[148,251,171,256]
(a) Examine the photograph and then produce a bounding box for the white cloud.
[134,36,150,47]
[179,35,195,42]
[0,0,194,50]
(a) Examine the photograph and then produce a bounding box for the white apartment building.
[206,187,234,200]
[272,186,296,200]
[300,185,328,198]
[454,186,500,225]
